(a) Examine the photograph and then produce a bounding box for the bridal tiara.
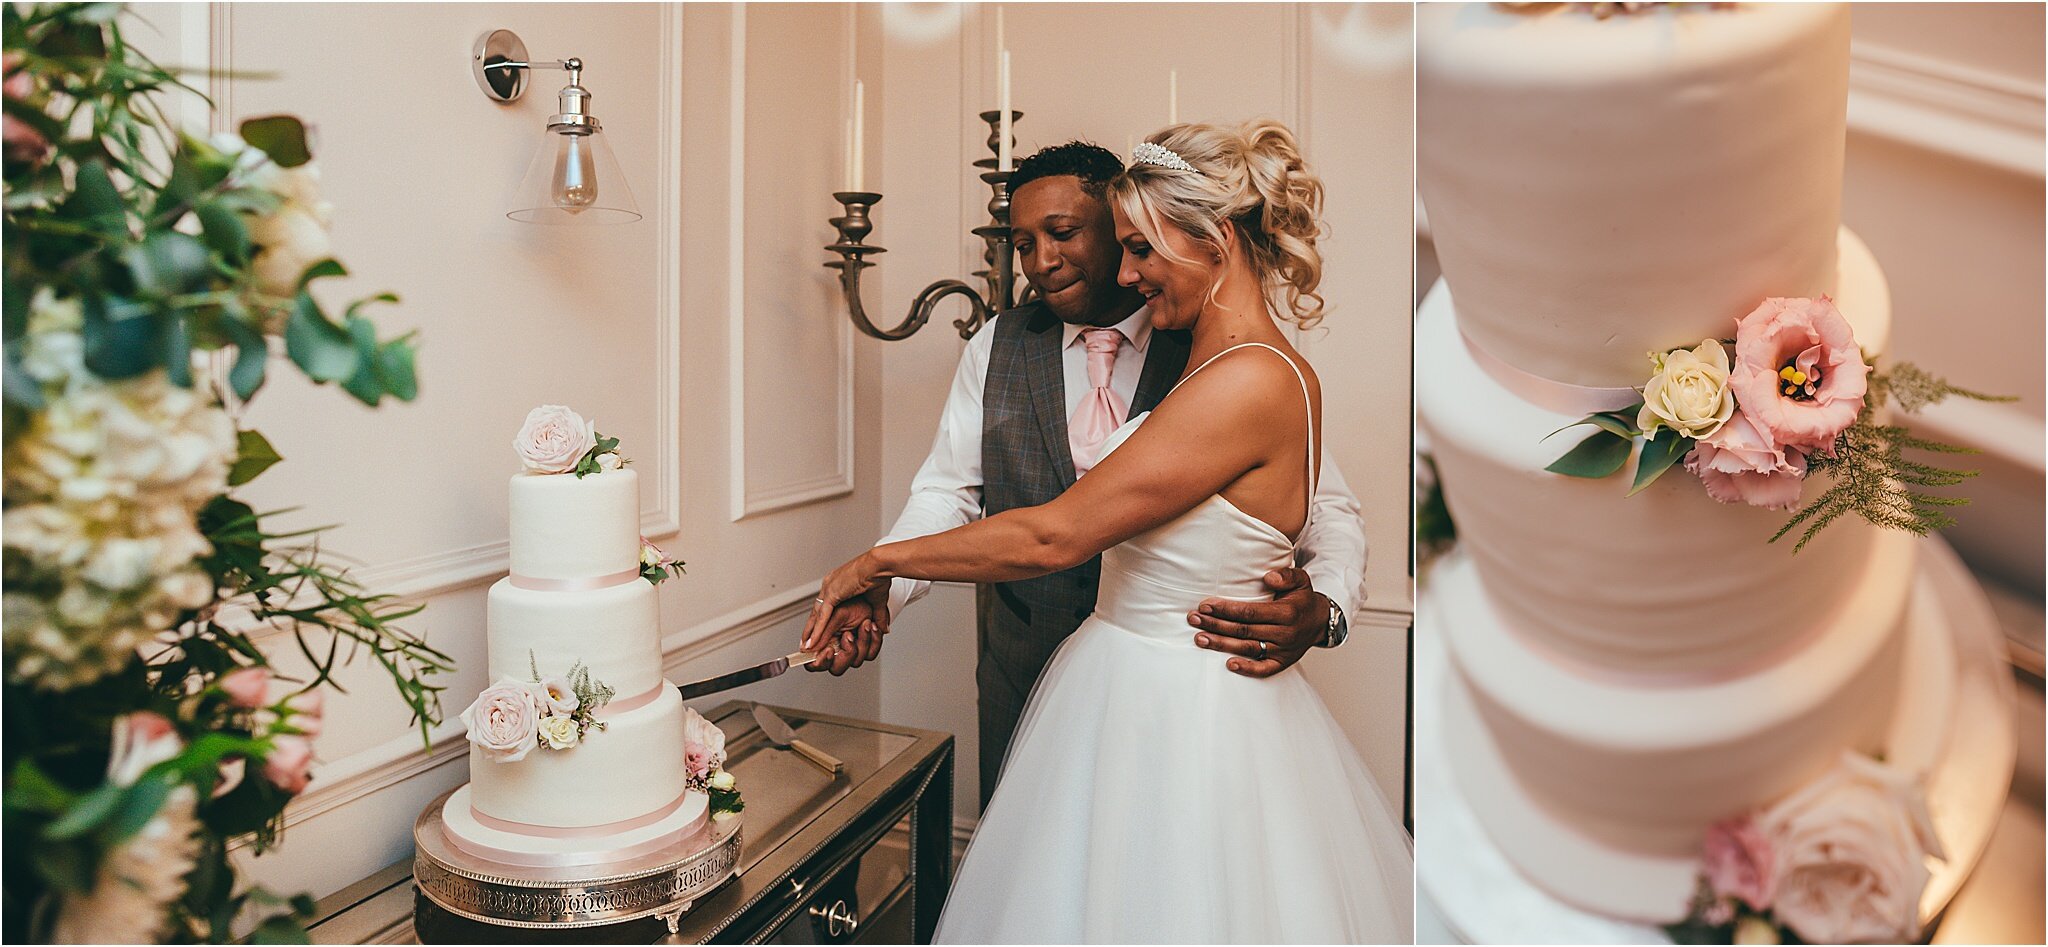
[1130,141,1198,174]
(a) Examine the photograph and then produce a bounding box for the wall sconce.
[472,29,640,224]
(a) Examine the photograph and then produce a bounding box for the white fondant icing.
[508,467,641,581]
[1418,2,1852,387]
[469,684,689,829]
[1416,230,1893,678]
[486,577,665,700]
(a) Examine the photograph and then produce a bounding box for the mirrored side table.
[304,703,955,944]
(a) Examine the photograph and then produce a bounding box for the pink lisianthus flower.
[1728,296,1869,455]
[1703,816,1776,912]
[1683,409,1808,510]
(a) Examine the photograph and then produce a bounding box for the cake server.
[673,651,815,700]
[752,704,843,775]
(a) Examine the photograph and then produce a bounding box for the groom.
[816,142,1369,807]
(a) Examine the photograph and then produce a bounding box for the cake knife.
[752,703,843,775]
[673,651,816,700]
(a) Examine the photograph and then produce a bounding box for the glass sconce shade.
[507,125,640,224]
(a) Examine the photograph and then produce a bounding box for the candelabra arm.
[836,265,991,342]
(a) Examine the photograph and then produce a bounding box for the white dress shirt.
[879,306,1370,625]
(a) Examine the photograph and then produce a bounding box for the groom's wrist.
[1317,595,1349,649]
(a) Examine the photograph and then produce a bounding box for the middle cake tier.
[487,576,667,700]
[1416,229,1898,678]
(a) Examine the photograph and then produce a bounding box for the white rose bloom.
[1637,340,1735,440]
[537,714,582,750]
[597,452,621,471]
[83,537,160,591]
[1760,751,1944,945]
[709,769,736,791]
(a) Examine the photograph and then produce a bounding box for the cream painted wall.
[129,3,892,899]
[865,3,1416,824]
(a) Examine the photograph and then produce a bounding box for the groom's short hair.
[1011,142,1124,200]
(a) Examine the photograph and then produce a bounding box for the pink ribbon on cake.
[594,683,664,718]
[447,792,708,868]
[508,568,642,592]
[1461,328,1640,417]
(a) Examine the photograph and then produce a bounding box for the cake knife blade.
[673,651,814,700]
[751,703,843,775]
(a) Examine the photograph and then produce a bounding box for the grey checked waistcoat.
[972,301,1190,806]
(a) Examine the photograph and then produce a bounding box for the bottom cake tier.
[1422,536,2013,927]
[440,784,710,869]
[468,683,690,832]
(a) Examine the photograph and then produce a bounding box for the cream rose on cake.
[537,714,582,750]
[513,405,597,474]
[461,678,545,762]
[1756,752,1944,945]
[1638,339,1735,440]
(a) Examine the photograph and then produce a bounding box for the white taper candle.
[999,51,1013,172]
[851,79,865,191]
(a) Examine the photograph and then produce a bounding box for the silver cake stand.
[1416,537,2018,944]
[413,787,742,932]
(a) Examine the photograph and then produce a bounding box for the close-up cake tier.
[468,684,690,831]
[485,577,666,701]
[1417,2,1850,388]
[1416,229,1894,678]
[508,467,643,581]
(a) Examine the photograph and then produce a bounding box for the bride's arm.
[804,353,1302,649]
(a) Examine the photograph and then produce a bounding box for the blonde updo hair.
[1109,119,1327,329]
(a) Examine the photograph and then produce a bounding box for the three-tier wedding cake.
[1416,3,2011,941]
[440,407,711,867]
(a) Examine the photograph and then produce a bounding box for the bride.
[802,119,1413,943]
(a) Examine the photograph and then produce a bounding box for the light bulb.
[552,132,598,213]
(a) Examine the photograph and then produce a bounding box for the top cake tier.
[1418,2,1851,389]
[508,467,642,581]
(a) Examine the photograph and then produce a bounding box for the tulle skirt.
[934,615,1415,944]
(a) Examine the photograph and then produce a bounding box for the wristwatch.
[1318,596,1349,649]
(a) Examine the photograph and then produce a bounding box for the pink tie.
[1069,328,1128,476]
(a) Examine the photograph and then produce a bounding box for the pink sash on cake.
[508,568,642,592]
[1461,328,1640,417]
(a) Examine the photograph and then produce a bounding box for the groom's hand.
[805,587,890,676]
[1188,568,1327,678]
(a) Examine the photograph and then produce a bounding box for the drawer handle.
[808,899,859,938]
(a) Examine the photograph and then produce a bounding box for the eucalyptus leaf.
[229,430,283,486]
[226,317,269,400]
[1544,429,1632,479]
[194,200,251,264]
[122,230,211,295]
[1628,428,1691,497]
[44,783,123,839]
[340,314,383,405]
[294,258,346,292]
[161,313,192,386]
[81,295,158,380]
[377,338,418,402]
[284,295,356,383]
[240,114,314,168]
[64,159,126,231]
[250,914,311,944]
[102,774,174,843]
[6,760,74,813]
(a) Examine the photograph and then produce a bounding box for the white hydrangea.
[4,291,240,688]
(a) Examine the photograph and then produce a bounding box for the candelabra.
[826,111,1027,341]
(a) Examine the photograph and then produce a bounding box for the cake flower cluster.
[683,706,745,821]
[1547,296,2010,550]
[1665,752,1945,945]
[461,655,616,762]
[514,404,625,478]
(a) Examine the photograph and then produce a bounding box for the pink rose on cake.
[1757,751,1944,945]
[1729,297,1869,455]
[682,706,727,783]
[461,678,545,763]
[514,405,597,474]
[1682,410,1808,510]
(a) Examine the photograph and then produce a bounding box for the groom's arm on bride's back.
[868,354,1298,584]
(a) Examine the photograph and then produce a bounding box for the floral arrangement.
[1664,752,1944,945]
[683,706,744,822]
[640,536,686,586]
[3,5,450,942]
[1547,296,2013,550]
[461,653,616,762]
[515,403,624,479]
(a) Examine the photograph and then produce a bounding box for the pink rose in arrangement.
[262,734,315,795]
[1683,410,1808,510]
[1756,752,1943,945]
[1702,816,1776,912]
[219,666,271,709]
[461,678,544,763]
[513,405,596,474]
[1728,297,1869,455]
[284,689,326,737]
[2,54,50,166]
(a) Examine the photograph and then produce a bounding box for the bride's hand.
[803,551,884,652]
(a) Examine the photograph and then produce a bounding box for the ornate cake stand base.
[1417,537,2017,944]
[413,785,741,933]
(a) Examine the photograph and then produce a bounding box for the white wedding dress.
[934,343,1414,944]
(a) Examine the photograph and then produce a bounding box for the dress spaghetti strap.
[1168,342,1318,533]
